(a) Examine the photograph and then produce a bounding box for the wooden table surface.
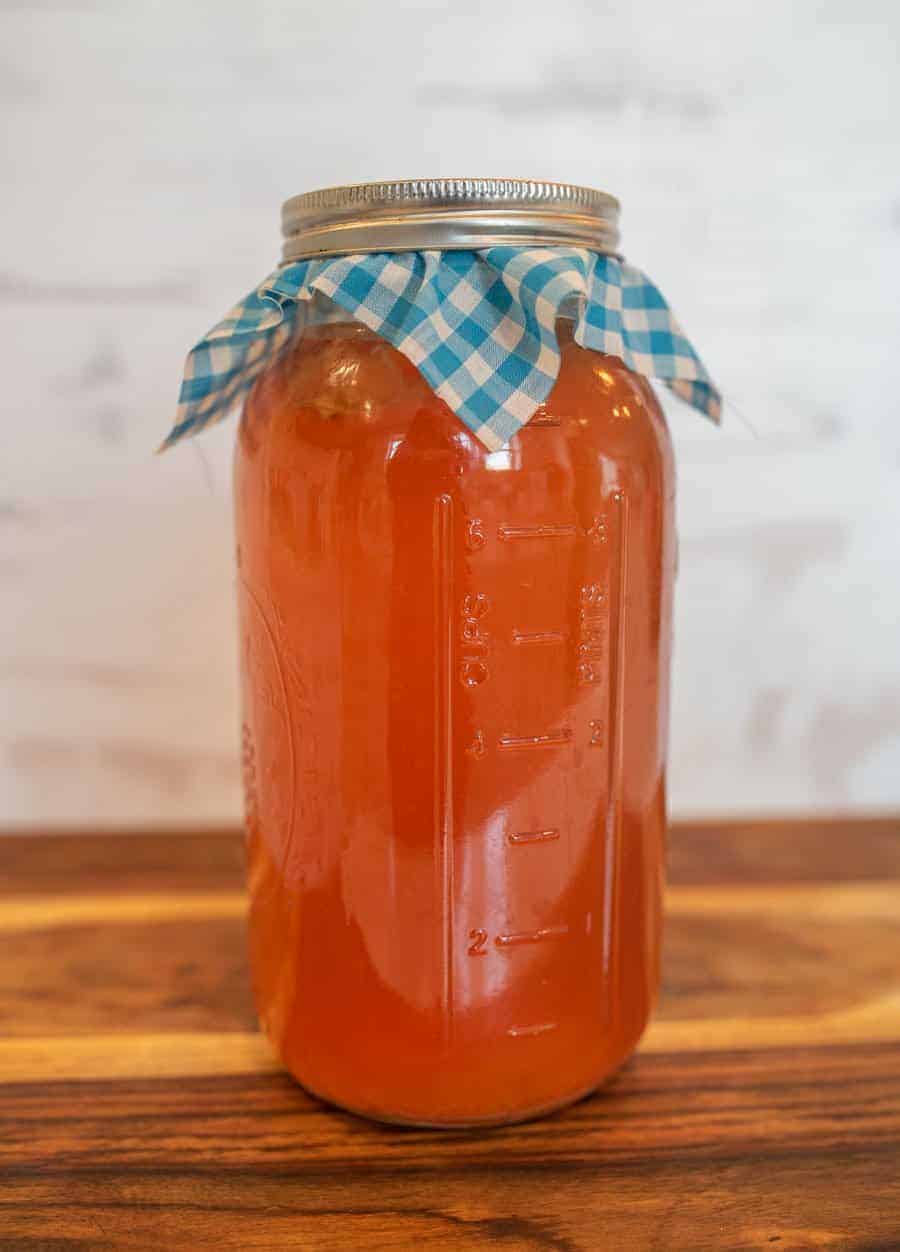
[1,818,899,1251]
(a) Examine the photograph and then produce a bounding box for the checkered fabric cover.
[165,248,720,452]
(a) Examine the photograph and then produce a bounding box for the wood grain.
[0,819,898,1250]
[1,829,246,897]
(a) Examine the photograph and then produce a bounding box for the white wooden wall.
[3,0,899,826]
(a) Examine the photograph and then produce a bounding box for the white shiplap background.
[3,0,899,826]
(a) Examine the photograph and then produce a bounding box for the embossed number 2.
[467,928,488,955]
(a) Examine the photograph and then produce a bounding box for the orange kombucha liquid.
[235,317,674,1125]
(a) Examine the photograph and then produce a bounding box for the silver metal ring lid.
[281,178,620,261]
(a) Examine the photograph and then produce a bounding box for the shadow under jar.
[235,183,676,1127]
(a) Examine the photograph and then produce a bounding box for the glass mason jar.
[235,181,675,1126]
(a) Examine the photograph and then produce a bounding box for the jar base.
[282,1052,637,1130]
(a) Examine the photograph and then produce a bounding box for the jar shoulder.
[238,323,672,478]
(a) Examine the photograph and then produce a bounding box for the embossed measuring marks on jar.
[467,923,570,955]
[459,592,491,688]
[439,476,628,1046]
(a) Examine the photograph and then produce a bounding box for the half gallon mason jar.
[235,181,675,1125]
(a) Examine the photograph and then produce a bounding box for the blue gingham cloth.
[165,248,720,452]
